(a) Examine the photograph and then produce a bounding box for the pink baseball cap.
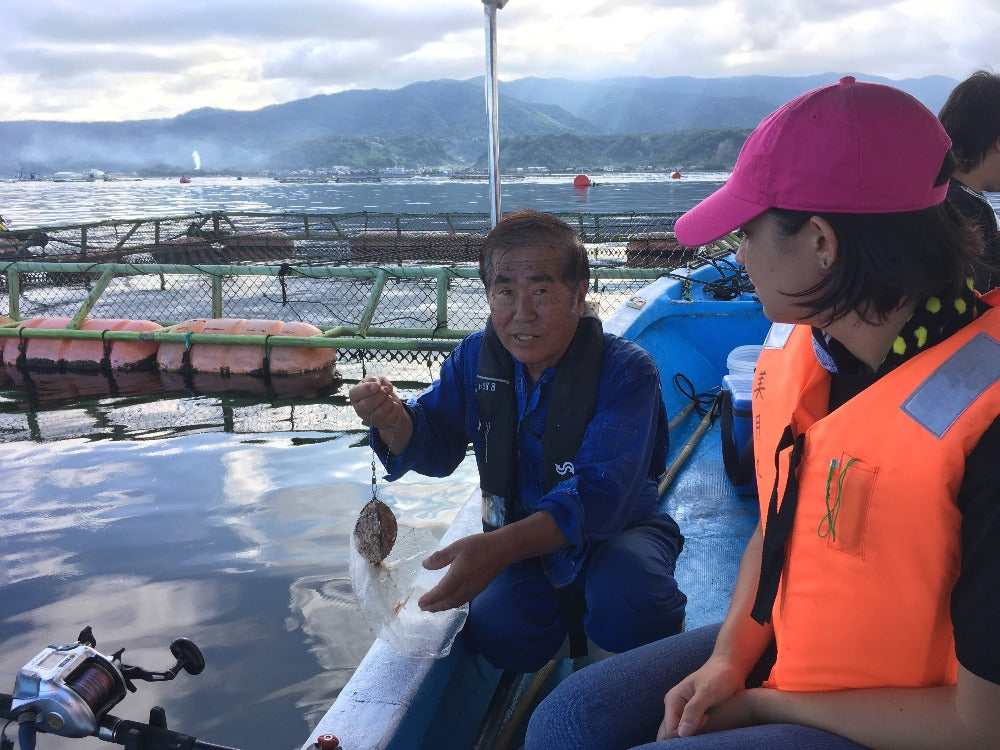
[674,76,952,247]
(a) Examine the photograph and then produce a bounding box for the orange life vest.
[752,306,1000,691]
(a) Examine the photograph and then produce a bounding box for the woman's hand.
[658,656,751,740]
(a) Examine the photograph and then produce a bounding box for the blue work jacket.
[373,328,670,586]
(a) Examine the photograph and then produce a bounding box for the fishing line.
[66,662,119,715]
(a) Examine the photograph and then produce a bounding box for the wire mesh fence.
[0,210,734,371]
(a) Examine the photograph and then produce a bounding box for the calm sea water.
[1,173,997,750]
[0,171,732,228]
[0,373,480,750]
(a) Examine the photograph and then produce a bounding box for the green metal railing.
[0,261,677,354]
[0,211,737,366]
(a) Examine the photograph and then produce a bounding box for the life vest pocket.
[816,453,877,558]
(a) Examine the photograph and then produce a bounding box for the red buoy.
[314,734,340,749]
[573,173,592,188]
[670,171,682,179]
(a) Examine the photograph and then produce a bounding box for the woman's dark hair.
[770,151,986,326]
[938,70,1000,173]
[479,209,589,290]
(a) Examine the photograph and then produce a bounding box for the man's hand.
[348,375,412,454]
[348,375,399,428]
[417,511,569,612]
[417,532,510,611]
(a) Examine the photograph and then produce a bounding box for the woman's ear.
[810,215,839,272]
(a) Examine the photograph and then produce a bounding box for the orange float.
[573,173,592,188]
[1,317,162,370]
[157,318,337,376]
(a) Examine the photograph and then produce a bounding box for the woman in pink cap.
[524,77,1000,749]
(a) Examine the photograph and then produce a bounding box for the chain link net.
[0,210,735,373]
[0,211,751,440]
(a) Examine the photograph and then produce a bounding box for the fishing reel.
[9,626,205,739]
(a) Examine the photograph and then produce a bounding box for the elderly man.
[349,208,686,672]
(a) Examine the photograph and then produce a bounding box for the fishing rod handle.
[99,714,243,750]
[0,694,240,750]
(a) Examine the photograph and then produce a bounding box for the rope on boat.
[262,333,274,390]
[471,670,524,750]
[100,329,112,374]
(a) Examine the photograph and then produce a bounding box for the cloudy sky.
[2,0,996,123]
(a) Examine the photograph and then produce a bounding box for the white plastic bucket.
[727,344,763,377]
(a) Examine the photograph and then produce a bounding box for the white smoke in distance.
[192,150,201,170]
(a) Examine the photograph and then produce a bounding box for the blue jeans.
[466,519,686,672]
[524,624,869,750]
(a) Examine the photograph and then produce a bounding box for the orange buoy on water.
[573,173,592,188]
[670,171,682,179]
[1,318,162,371]
[157,318,337,376]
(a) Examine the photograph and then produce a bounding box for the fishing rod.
[0,627,246,750]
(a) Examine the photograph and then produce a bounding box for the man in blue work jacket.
[349,209,686,672]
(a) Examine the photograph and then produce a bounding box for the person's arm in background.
[735,420,1000,750]
[667,421,1000,749]
[660,536,1000,750]
[744,666,999,750]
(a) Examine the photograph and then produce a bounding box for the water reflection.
[0,375,478,750]
[1,366,337,406]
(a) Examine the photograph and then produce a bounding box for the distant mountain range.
[0,74,960,176]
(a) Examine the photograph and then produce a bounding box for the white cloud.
[1,0,996,122]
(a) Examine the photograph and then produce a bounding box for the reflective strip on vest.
[763,322,795,349]
[902,332,1000,438]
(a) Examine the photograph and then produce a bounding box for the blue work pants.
[465,519,686,672]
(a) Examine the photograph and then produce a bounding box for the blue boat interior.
[660,396,761,631]
[620,263,769,630]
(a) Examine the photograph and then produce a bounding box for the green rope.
[818,457,860,542]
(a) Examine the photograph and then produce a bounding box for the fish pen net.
[0,210,739,372]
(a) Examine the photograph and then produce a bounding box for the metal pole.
[483,1,508,228]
